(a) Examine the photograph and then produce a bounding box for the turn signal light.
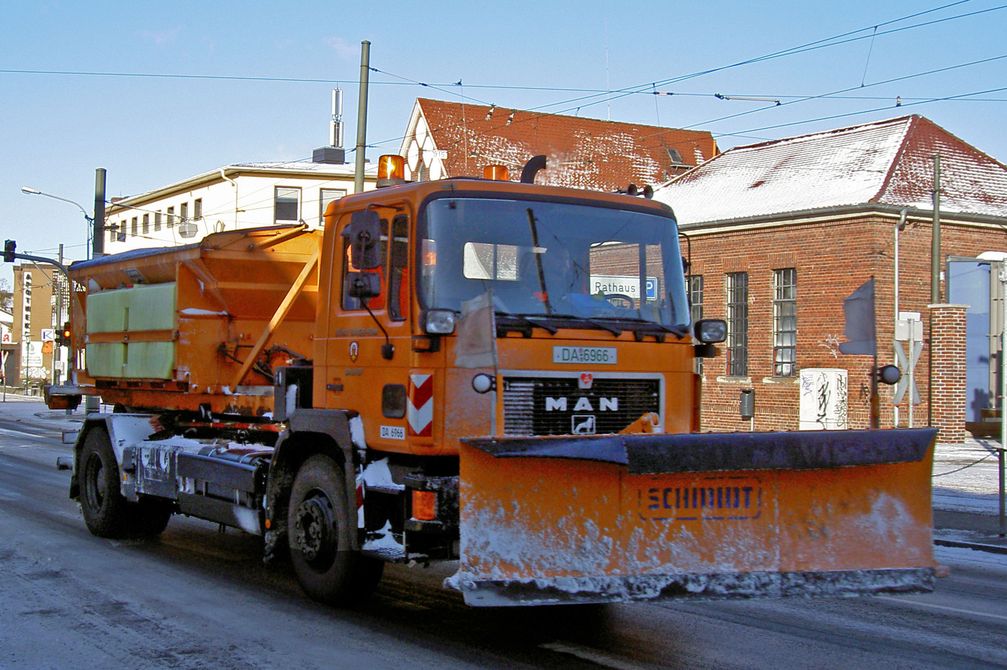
[483,164,509,181]
[377,154,406,183]
[412,490,437,521]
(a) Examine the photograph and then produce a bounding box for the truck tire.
[79,428,132,538]
[288,454,383,606]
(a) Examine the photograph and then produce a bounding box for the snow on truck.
[48,155,938,607]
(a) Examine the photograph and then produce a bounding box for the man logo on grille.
[572,415,596,434]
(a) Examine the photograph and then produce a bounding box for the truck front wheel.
[288,454,383,606]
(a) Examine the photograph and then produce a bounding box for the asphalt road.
[2,410,1006,669]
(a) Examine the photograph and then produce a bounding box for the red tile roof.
[655,115,1007,225]
[409,98,719,192]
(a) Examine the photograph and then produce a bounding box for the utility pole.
[928,154,941,427]
[93,168,106,258]
[931,154,941,303]
[354,41,371,194]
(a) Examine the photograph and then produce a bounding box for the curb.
[934,538,1007,555]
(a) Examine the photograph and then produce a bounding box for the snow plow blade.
[453,428,937,607]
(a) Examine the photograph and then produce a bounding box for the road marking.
[0,426,47,439]
[877,596,1007,623]
[539,642,644,670]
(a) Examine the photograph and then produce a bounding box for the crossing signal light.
[3,240,15,263]
[877,364,901,385]
[57,322,71,347]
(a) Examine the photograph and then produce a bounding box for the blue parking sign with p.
[645,278,658,300]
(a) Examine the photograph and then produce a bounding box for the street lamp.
[20,186,95,259]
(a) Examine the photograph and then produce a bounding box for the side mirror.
[695,319,727,344]
[341,210,383,270]
[346,271,381,299]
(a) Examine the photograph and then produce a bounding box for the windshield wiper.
[496,312,558,335]
[536,313,622,336]
[590,316,690,338]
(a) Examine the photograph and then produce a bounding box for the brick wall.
[686,212,1004,441]
[929,304,968,443]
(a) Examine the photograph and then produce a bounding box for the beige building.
[10,263,67,386]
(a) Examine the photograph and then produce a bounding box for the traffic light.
[3,239,15,263]
[56,322,71,347]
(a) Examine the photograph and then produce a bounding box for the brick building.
[655,115,1007,439]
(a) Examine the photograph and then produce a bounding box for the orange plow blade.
[452,428,937,607]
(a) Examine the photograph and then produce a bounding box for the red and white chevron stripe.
[407,373,433,437]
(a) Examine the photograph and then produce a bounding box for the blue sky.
[2,0,1005,279]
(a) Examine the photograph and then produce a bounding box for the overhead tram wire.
[727,85,1007,137]
[356,2,1007,158]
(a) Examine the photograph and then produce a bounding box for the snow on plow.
[452,428,937,607]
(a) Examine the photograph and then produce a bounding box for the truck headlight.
[424,309,457,335]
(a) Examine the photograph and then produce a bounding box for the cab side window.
[388,215,409,321]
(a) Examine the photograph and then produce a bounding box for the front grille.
[502,376,660,436]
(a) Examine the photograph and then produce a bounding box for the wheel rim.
[293,491,337,569]
[83,452,106,513]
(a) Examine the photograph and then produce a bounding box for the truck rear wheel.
[288,454,383,606]
[79,428,173,538]
[79,428,132,538]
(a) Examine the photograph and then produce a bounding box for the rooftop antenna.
[313,87,347,164]
[330,87,344,149]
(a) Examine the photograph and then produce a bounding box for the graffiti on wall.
[799,368,848,430]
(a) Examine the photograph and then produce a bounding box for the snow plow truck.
[47,155,938,607]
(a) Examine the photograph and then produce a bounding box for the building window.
[320,188,347,224]
[120,219,128,239]
[167,206,175,228]
[142,214,150,235]
[773,268,797,377]
[131,217,138,237]
[180,202,189,223]
[726,272,748,377]
[108,224,118,243]
[194,198,202,220]
[688,275,704,373]
[275,187,301,223]
[154,211,162,231]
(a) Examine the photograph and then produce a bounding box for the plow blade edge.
[452,428,937,607]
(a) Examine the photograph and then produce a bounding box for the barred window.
[726,272,748,376]
[688,275,704,323]
[773,268,797,376]
[688,275,704,373]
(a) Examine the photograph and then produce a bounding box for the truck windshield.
[419,196,690,330]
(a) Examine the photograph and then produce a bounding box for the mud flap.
[451,428,937,607]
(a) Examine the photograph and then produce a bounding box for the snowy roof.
[654,115,1007,226]
[406,98,719,192]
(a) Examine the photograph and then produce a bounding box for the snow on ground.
[933,439,1005,515]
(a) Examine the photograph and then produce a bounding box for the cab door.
[322,206,414,454]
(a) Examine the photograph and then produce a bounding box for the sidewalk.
[932,437,1007,551]
[2,398,1005,548]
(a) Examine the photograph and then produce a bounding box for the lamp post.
[20,186,95,259]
